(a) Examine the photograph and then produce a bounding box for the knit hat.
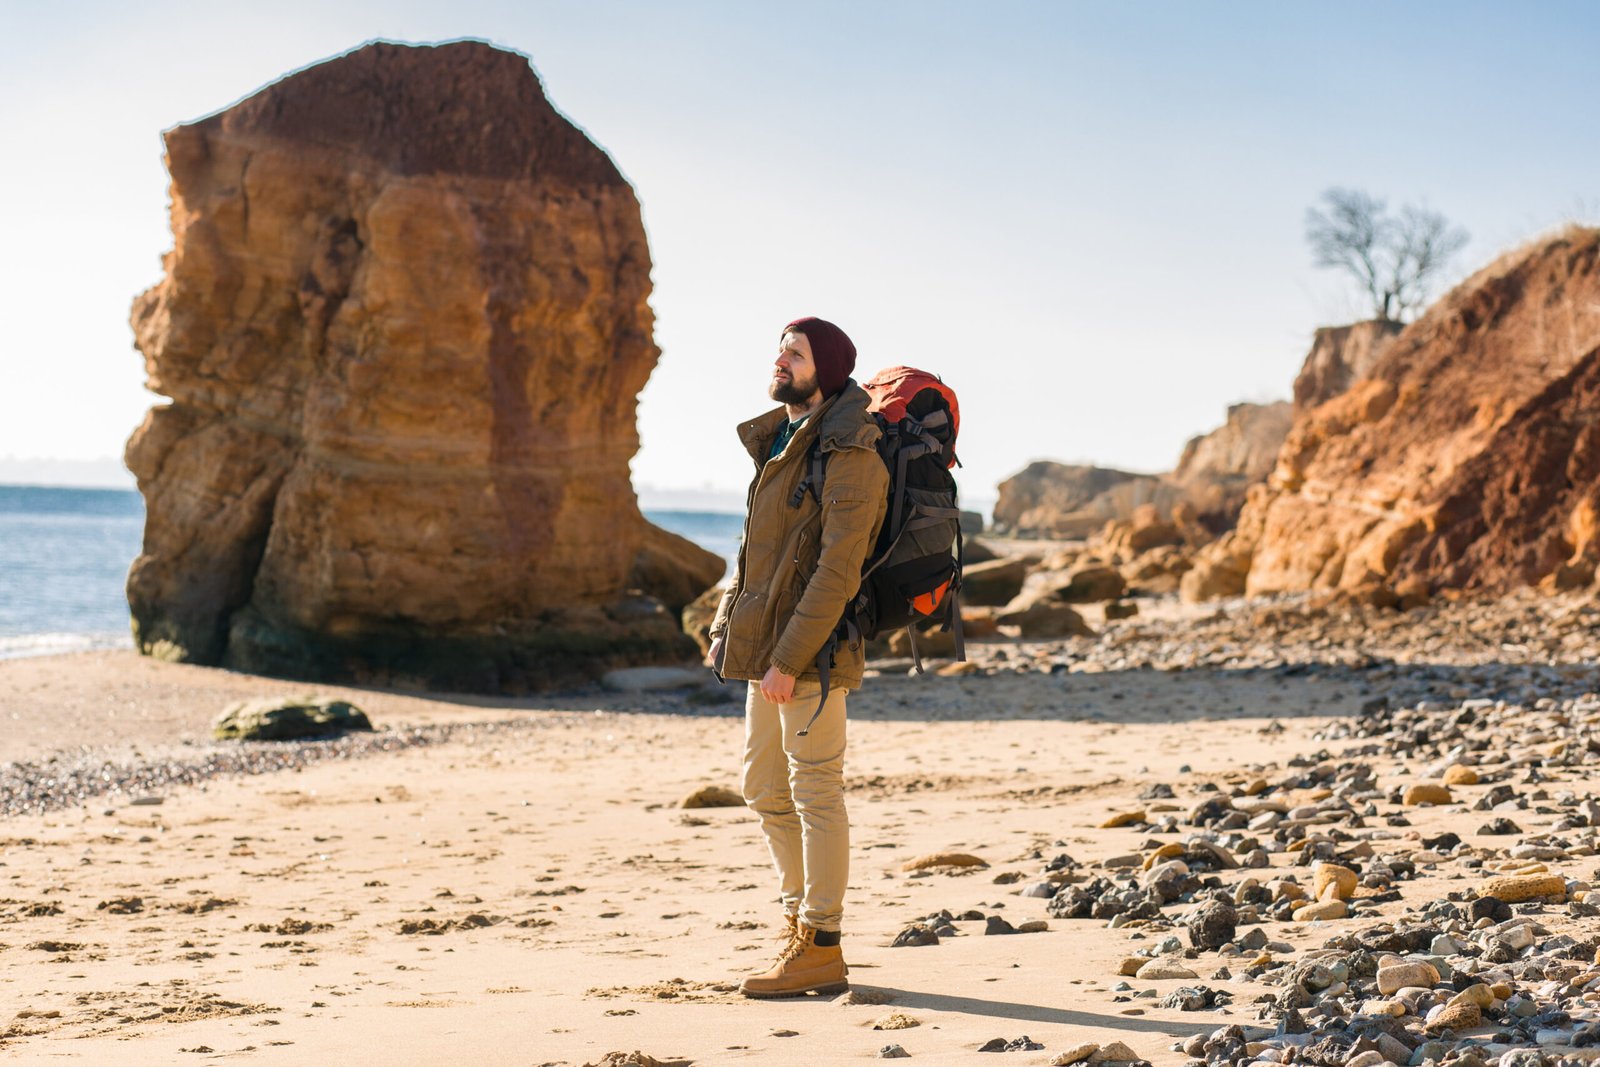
[783,317,856,399]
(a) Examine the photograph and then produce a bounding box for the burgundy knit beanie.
[783,317,856,399]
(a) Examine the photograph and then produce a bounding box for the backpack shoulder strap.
[788,441,829,508]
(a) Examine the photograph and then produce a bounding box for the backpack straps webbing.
[949,589,966,661]
[788,443,828,509]
[949,523,967,661]
[906,626,924,675]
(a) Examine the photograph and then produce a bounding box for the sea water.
[0,484,741,660]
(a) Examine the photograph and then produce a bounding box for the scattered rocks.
[978,1035,1044,1052]
[871,1012,920,1030]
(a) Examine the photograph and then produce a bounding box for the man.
[706,317,888,998]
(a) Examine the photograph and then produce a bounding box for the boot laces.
[777,929,813,965]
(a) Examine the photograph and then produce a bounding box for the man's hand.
[759,665,797,704]
[705,635,725,670]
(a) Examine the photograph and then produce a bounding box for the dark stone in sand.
[1186,899,1237,951]
[213,696,373,741]
[891,924,940,948]
[1472,896,1514,923]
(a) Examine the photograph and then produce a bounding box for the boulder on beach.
[213,695,373,741]
[124,41,706,693]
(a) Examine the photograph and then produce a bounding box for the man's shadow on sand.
[843,984,1234,1038]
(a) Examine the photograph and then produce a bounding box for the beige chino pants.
[741,678,849,932]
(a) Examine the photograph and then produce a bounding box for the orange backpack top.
[862,367,961,469]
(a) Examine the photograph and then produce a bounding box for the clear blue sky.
[2,1,1596,507]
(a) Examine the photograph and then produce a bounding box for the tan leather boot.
[780,912,798,945]
[739,923,848,998]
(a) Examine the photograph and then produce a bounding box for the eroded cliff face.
[125,41,717,690]
[1292,319,1403,412]
[1185,227,1600,601]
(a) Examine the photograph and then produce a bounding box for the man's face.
[770,331,820,405]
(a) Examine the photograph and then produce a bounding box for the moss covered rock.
[213,695,373,741]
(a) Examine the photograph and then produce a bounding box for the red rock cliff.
[1185,227,1600,600]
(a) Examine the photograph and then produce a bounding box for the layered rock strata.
[1186,227,1600,600]
[125,41,716,690]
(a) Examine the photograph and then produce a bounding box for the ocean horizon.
[0,483,742,661]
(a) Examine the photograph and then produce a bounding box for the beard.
[769,371,819,406]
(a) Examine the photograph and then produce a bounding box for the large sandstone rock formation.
[1185,227,1600,601]
[125,41,720,690]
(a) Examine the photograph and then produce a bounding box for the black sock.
[813,929,841,947]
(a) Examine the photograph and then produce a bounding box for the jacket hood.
[737,380,878,465]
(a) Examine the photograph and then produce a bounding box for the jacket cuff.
[770,652,807,677]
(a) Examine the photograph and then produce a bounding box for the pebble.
[1376,960,1441,995]
[1312,862,1358,901]
[878,1044,910,1059]
[1134,958,1196,980]
[1403,782,1453,806]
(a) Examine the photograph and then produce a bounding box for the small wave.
[0,632,134,660]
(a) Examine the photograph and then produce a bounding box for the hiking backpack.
[794,367,965,734]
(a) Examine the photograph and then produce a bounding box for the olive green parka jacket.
[709,382,889,689]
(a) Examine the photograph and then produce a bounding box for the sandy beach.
[5,594,1599,1065]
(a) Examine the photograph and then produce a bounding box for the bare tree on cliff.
[1305,187,1470,322]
